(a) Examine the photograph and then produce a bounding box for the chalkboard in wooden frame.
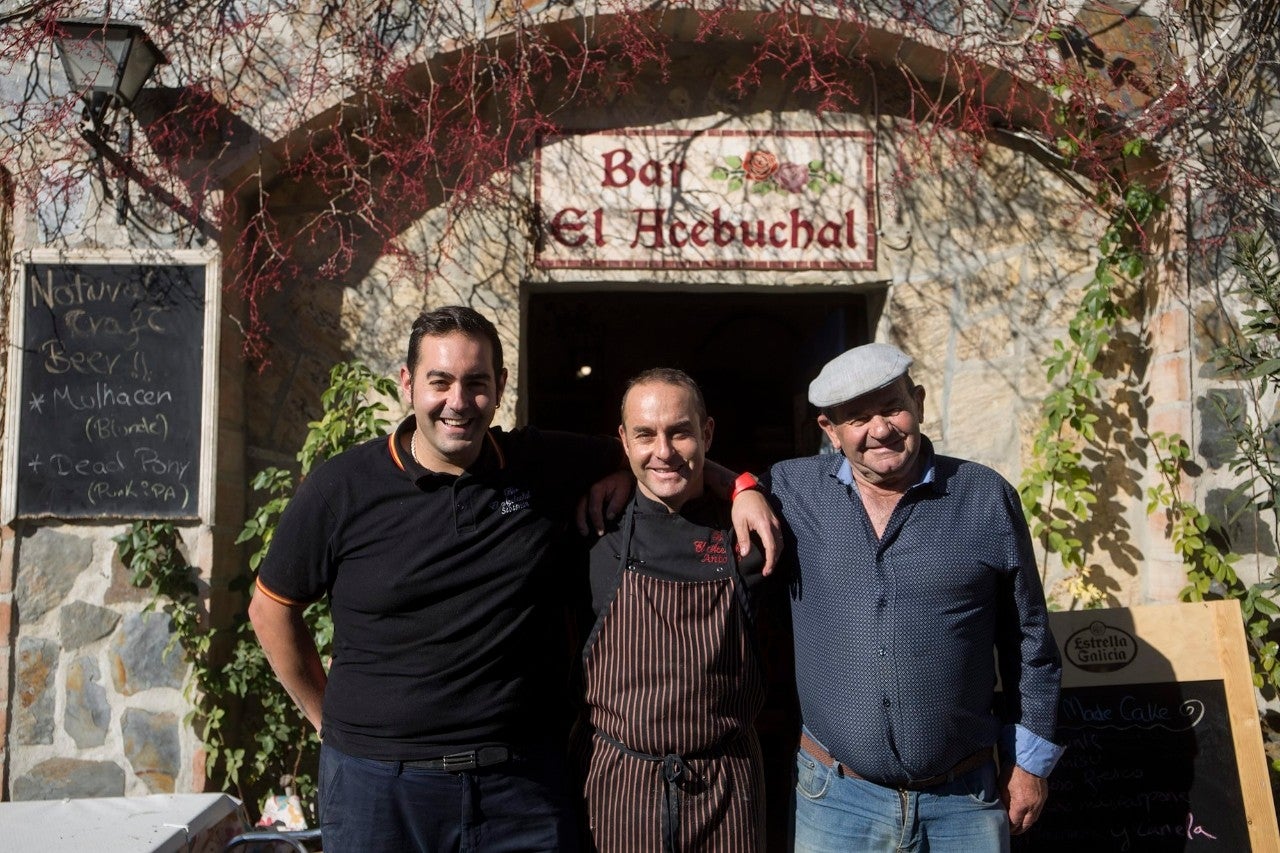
[1019,601,1279,852]
[3,251,219,522]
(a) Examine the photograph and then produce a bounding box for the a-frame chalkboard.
[1021,601,1279,852]
[3,251,220,522]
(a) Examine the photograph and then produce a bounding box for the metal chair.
[223,826,322,852]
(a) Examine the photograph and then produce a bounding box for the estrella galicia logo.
[1064,621,1138,672]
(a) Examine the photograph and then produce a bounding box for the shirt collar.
[831,435,939,493]
[387,415,505,482]
[633,488,720,522]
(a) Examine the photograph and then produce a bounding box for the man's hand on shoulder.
[731,490,780,576]
[1000,763,1048,836]
[576,470,634,536]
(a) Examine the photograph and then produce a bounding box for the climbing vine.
[1021,188,1280,705]
[1019,178,1164,608]
[1146,427,1279,696]
[116,360,397,812]
[1161,232,1280,698]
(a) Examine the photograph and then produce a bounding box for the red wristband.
[730,472,760,501]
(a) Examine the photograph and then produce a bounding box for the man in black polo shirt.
[249,306,622,851]
[249,306,779,852]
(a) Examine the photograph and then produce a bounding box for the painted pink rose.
[776,162,809,192]
[742,150,779,181]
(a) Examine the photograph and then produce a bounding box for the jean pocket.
[960,762,1000,806]
[318,747,345,823]
[795,749,833,800]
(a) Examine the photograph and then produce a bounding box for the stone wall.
[0,143,227,800]
[1187,241,1280,591]
[5,524,197,799]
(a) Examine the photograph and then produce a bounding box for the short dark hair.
[406,306,504,376]
[621,367,708,426]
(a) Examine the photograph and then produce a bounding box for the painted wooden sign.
[536,129,876,271]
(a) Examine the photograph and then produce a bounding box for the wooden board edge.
[2,256,25,525]
[1211,599,1280,850]
[198,255,220,525]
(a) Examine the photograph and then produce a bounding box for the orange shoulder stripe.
[255,577,309,607]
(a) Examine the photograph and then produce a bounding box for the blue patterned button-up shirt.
[767,438,1063,786]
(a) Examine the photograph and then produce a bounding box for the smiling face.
[619,380,714,513]
[817,377,926,492]
[399,331,507,474]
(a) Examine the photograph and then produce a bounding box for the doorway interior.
[523,288,879,474]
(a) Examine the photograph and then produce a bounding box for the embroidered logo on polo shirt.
[491,487,531,515]
[694,530,729,566]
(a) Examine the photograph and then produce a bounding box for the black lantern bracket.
[53,18,167,224]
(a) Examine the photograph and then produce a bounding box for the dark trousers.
[319,743,580,853]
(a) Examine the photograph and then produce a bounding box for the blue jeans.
[319,743,580,853]
[794,744,1009,853]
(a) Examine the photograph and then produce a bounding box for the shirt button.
[879,647,886,657]
[877,597,887,608]
[882,699,891,708]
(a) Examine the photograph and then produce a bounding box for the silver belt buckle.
[440,750,478,771]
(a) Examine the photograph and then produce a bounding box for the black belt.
[401,746,513,772]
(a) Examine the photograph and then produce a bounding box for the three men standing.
[250,302,1060,851]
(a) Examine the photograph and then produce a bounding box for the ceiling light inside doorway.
[576,365,593,379]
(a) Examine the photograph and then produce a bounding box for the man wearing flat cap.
[766,342,1062,852]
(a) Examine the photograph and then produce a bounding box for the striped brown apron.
[575,499,767,852]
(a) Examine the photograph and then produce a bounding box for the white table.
[0,793,247,852]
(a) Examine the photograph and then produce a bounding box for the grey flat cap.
[808,343,913,407]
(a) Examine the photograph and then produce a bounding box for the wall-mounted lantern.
[54,18,166,127]
[52,18,167,224]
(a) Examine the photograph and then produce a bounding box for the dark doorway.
[524,289,877,473]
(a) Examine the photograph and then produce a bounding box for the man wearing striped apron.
[572,368,781,852]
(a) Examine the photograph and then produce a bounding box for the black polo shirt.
[257,417,620,760]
